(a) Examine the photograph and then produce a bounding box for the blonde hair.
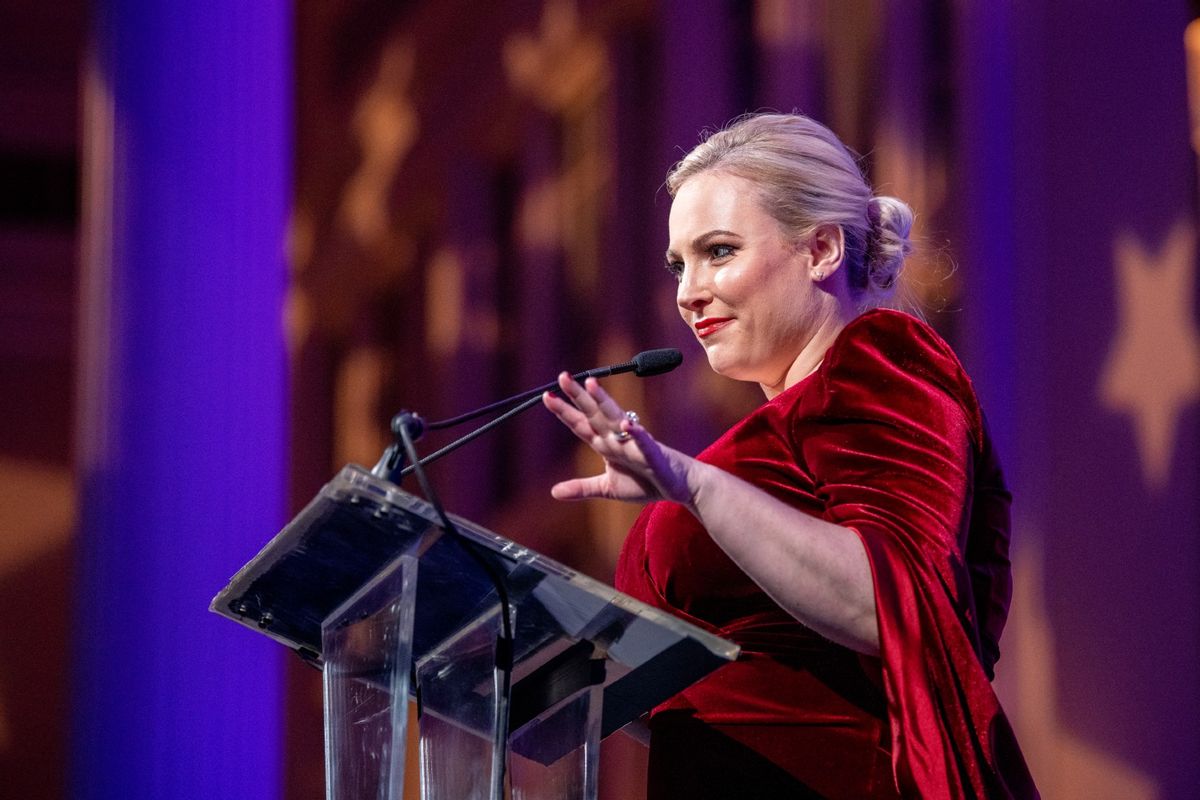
[666,114,913,308]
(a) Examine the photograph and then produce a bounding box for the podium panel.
[322,555,421,800]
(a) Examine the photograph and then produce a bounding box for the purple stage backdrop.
[0,1,1189,799]
[957,3,1200,799]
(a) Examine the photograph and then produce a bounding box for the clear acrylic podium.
[211,465,739,800]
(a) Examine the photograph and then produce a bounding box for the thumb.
[550,475,609,501]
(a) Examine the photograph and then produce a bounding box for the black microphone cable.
[399,392,544,478]
[394,416,514,799]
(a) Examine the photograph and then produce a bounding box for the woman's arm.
[687,457,879,654]
[543,373,880,655]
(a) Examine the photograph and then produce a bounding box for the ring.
[614,410,639,442]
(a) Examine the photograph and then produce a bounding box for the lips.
[694,317,733,338]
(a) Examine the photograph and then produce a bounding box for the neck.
[760,303,855,399]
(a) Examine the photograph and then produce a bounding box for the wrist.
[682,459,712,519]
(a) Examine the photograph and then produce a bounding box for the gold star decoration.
[999,538,1158,799]
[338,37,419,249]
[503,0,609,114]
[503,0,612,293]
[1098,218,1200,492]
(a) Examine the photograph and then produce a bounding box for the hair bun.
[865,195,914,292]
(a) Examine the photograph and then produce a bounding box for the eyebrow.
[665,229,741,261]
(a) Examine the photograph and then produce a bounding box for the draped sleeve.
[793,310,1038,799]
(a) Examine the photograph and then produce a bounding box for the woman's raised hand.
[542,373,698,509]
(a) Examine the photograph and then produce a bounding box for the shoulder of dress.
[821,310,963,385]
[811,309,986,446]
[831,308,954,362]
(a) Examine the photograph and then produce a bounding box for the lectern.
[211,465,738,800]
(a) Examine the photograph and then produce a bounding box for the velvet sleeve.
[793,311,1037,799]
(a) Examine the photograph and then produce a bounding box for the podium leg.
[416,605,512,800]
[322,554,420,800]
[509,680,604,800]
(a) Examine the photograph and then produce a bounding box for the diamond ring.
[614,410,640,442]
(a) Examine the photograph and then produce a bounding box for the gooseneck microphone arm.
[396,348,682,478]
[399,392,544,478]
[425,348,683,431]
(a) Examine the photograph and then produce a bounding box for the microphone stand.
[377,348,682,481]
[371,411,426,483]
[367,348,680,799]
[390,413,514,800]
[400,393,545,479]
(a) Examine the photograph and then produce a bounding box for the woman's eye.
[710,244,735,260]
[665,260,684,280]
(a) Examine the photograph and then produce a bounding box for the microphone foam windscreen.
[632,348,683,377]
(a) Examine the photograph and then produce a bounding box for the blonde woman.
[544,114,1037,799]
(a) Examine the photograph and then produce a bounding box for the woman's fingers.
[553,375,607,433]
[543,388,607,444]
[543,371,672,503]
[550,475,608,501]
[555,372,602,417]
[552,373,636,444]
[582,377,627,425]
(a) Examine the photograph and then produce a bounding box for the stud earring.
[813,270,825,281]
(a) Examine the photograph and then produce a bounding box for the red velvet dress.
[615,309,1038,799]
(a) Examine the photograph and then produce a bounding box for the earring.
[813,270,825,281]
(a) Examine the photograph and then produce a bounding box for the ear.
[804,224,845,282]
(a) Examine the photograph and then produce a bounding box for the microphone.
[596,348,684,379]
[395,348,683,477]
[426,348,683,431]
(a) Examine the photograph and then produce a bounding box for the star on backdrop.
[1098,218,1200,492]
[1001,539,1158,799]
[339,38,419,249]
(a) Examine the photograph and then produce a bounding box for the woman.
[542,114,1037,799]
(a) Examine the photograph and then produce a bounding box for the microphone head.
[632,348,683,377]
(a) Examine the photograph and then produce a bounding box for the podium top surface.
[211,465,738,738]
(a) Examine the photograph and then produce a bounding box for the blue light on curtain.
[73,4,290,798]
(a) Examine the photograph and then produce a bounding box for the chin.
[703,352,755,383]
[703,350,785,388]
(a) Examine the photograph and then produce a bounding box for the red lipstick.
[694,317,733,338]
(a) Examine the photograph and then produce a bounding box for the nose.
[676,264,712,315]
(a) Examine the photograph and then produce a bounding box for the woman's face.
[667,171,825,392]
